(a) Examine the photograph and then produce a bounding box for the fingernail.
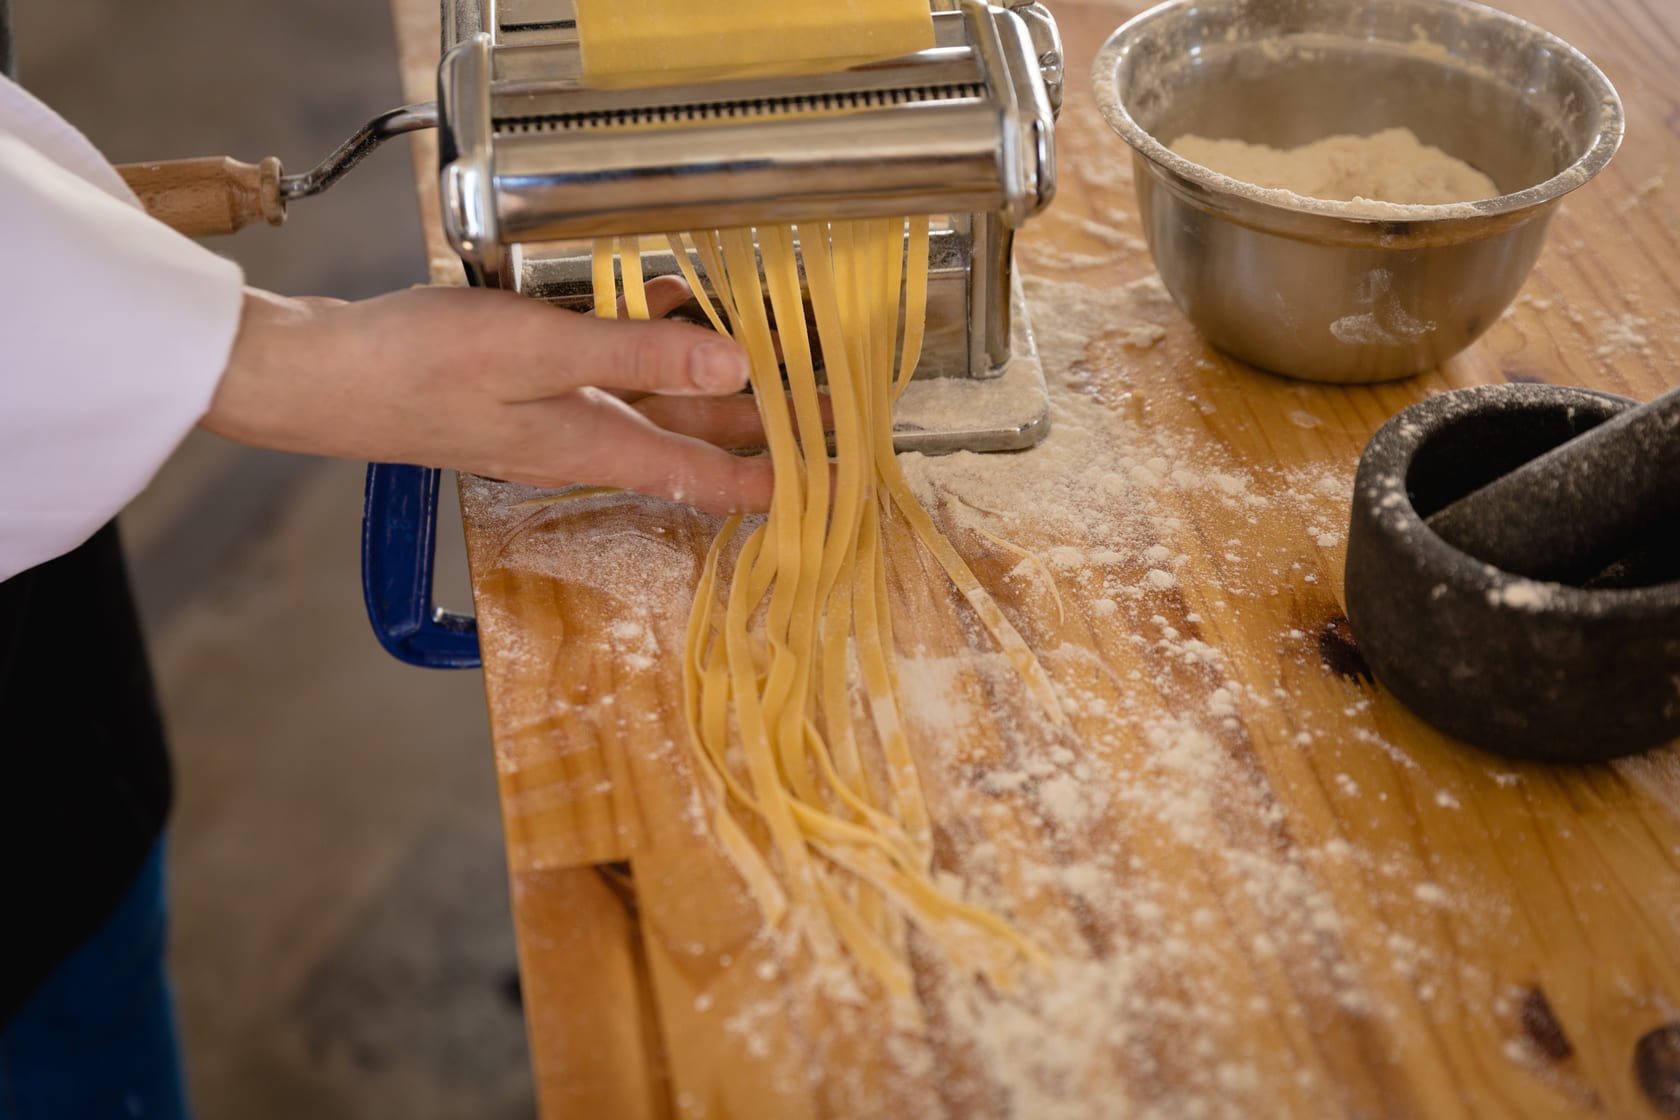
[690,341,750,392]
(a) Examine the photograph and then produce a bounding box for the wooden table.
[390,2,1680,1115]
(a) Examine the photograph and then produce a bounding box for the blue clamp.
[360,463,481,668]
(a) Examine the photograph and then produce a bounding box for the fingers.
[510,309,750,401]
[635,394,768,450]
[643,275,696,320]
[638,387,842,452]
[606,277,713,404]
[534,275,745,404]
[212,284,774,517]
[510,390,774,514]
[375,282,742,402]
[609,274,694,320]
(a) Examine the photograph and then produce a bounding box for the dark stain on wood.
[1519,987,1573,1062]
[1636,1024,1680,1116]
[596,860,640,919]
[1317,615,1373,684]
[1504,367,1551,384]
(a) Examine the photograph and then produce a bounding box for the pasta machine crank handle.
[1004,0,1063,116]
[114,103,439,239]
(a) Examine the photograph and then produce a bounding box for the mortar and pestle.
[1344,382,1680,762]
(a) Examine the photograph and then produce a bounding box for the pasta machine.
[120,0,1066,666]
[362,0,1065,667]
[436,0,1062,448]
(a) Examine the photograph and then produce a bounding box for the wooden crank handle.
[115,155,286,238]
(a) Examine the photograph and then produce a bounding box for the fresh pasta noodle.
[591,218,1064,996]
[577,0,1063,1000]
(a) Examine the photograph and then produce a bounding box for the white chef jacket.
[0,74,246,582]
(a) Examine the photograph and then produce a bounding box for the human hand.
[202,277,773,513]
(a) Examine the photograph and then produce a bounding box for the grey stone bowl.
[1344,384,1680,761]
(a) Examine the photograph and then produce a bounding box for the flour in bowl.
[1170,126,1500,208]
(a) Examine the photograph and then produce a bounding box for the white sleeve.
[0,77,246,582]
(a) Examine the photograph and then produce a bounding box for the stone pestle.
[1424,384,1680,584]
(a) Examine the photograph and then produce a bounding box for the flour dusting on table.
[460,263,1512,1118]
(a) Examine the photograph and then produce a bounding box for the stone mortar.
[1344,383,1680,761]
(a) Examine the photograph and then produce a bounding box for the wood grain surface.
[388,1,1680,1116]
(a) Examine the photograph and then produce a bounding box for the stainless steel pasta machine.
[438,0,1063,454]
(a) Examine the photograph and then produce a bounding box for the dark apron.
[0,0,13,82]
[0,17,175,1025]
[0,524,173,1025]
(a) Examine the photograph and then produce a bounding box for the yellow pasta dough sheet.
[574,0,935,86]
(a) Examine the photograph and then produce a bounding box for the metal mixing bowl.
[1091,0,1624,383]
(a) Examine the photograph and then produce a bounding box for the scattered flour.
[1595,312,1653,359]
[1120,322,1168,349]
[1615,174,1665,214]
[1486,579,1557,610]
[459,255,1514,1117]
[877,271,1501,1114]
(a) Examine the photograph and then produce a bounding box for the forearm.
[1,72,770,584]
[202,283,774,513]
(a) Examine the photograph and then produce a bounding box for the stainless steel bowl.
[1091,0,1624,383]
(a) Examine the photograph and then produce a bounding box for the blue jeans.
[0,840,190,1119]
